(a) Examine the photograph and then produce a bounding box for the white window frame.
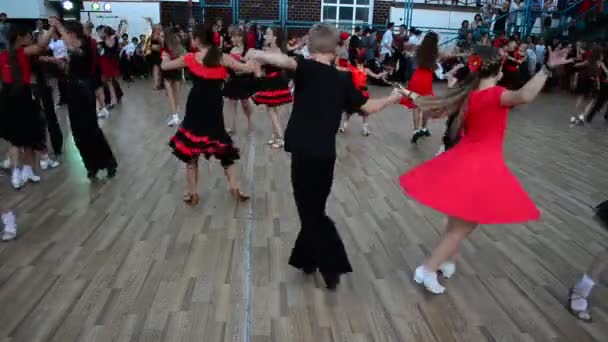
[320,0,374,26]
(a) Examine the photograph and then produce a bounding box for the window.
[321,0,373,26]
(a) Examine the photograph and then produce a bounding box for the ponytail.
[193,23,223,67]
[203,45,222,67]
[415,45,501,139]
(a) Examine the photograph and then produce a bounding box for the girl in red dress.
[252,27,293,148]
[338,55,387,136]
[397,45,572,294]
[98,23,126,109]
[161,23,259,205]
[400,32,439,144]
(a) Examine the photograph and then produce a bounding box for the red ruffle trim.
[170,128,239,160]
[184,53,228,79]
[255,89,292,97]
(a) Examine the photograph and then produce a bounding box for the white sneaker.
[21,166,41,183]
[11,168,23,189]
[167,113,180,127]
[0,159,10,170]
[438,262,456,279]
[1,211,16,241]
[414,266,446,294]
[97,107,110,119]
[40,158,60,170]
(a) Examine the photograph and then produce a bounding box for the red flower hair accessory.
[468,54,483,73]
[340,32,350,41]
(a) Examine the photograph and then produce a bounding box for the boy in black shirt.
[245,23,403,290]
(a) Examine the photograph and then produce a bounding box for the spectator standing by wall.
[392,25,408,82]
[493,1,511,35]
[349,26,362,62]
[508,0,524,35]
[0,13,10,51]
[380,22,394,64]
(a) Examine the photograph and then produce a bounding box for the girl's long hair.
[193,23,222,67]
[164,27,186,57]
[415,32,439,69]
[268,27,287,53]
[230,27,247,56]
[414,45,502,143]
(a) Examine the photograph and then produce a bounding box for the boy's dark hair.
[387,22,394,29]
[354,26,361,33]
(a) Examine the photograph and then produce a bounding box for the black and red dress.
[346,64,369,115]
[160,48,183,81]
[169,53,239,167]
[499,49,522,90]
[223,53,256,100]
[99,37,121,79]
[252,65,293,107]
[0,47,46,149]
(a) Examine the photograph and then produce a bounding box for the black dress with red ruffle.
[0,48,46,150]
[223,53,256,100]
[252,65,293,107]
[169,53,239,167]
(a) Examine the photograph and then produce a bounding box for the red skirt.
[400,67,434,109]
[399,139,540,224]
[99,56,121,79]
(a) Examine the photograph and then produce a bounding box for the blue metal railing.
[438,0,589,47]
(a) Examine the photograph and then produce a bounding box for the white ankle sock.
[574,274,595,298]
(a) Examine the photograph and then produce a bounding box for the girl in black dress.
[223,27,255,134]
[145,20,163,90]
[162,23,260,206]
[0,23,55,189]
[162,27,185,127]
[570,47,602,125]
[55,21,118,179]
[252,27,293,149]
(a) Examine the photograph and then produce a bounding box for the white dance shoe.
[438,262,456,279]
[11,168,23,189]
[21,166,41,184]
[1,211,16,242]
[40,158,60,170]
[167,113,180,127]
[414,266,446,294]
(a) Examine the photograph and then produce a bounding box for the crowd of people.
[0,9,606,325]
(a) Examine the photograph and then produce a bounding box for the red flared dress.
[400,67,435,108]
[400,86,540,224]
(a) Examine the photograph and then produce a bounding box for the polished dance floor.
[0,82,607,342]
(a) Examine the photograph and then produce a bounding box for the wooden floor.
[1,81,607,342]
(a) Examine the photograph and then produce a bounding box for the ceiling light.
[103,3,112,11]
[62,1,74,11]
